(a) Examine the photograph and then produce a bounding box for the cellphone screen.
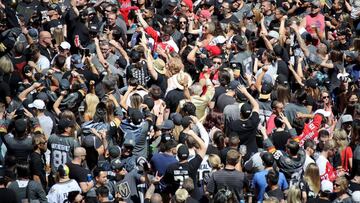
[84,48,90,57]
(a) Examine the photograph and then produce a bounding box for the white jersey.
[316,155,336,182]
[47,179,81,203]
[197,155,212,185]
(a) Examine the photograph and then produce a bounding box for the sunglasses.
[311,5,319,9]
[39,141,48,145]
[179,21,187,24]
[323,96,329,99]
[213,61,221,64]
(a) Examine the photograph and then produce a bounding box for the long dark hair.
[212,131,225,150]
[203,111,224,132]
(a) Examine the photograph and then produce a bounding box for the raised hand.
[151,171,163,184]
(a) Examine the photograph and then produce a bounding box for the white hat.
[314,109,331,117]
[341,114,353,123]
[268,30,279,40]
[172,72,193,90]
[28,99,46,110]
[321,180,333,193]
[60,41,71,50]
[352,191,360,202]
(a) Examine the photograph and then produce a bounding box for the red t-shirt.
[118,0,132,25]
[296,114,323,146]
[341,146,353,172]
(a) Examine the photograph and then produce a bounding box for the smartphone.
[51,39,56,46]
[84,48,90,57]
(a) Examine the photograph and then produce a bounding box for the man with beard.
[219,1,239,31]
[66,147,94,193]
[301,0,325,40]
[30,134,48,191]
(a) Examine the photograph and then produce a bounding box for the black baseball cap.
[129,108,143,125]
[259,84,273,100]
[240,103,252,119]
[276,74,289,86]
[177,144,189,160]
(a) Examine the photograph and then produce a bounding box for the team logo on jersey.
[118,181,131,199]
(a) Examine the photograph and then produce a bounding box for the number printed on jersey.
[53,150,67,168]
[173,169,189,187]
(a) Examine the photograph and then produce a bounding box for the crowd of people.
[0,0,359,202]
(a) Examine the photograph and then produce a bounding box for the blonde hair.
[0,56,14,73]
[335,176,349,194]
[304,163,321,196]
[167,57,184,76]
[130,93,143,109]
[208,154,223,170]
[205,22,216,35]
[85,93,100,120]
[52,28,64,45]
[333,129,349,151]
[287,186,302,203]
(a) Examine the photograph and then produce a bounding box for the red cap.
[182,0,193,12]
[205,45,221,56]
[199,9,211,19]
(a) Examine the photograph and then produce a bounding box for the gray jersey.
[231,51,253,75]
[48,134,80,174]
[116,169,142,203]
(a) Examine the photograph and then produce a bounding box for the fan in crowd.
[0,0,360,202]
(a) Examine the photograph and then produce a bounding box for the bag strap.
[25,180,31,201]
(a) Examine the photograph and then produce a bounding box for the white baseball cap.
[314,109,331,117]
[321,180,333,193]
[28,99,46,110]
[60,41,71,50]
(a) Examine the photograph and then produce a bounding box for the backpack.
[16,180,37,203]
